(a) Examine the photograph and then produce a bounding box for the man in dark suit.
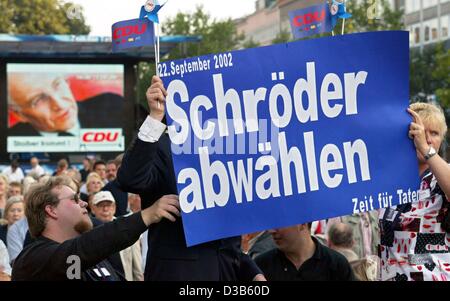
[8,72,123,136]
[118,76,265,281]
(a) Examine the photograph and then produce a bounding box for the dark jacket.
[117,134,261,281]
[12,213,146,281]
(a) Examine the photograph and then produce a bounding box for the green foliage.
[271,29,292,44]
[136,6,244,110]
[242,38,260,49]
[0,0,90,34]
[433,48,450,107]
[162,6,244,60]
[345,0,404,33]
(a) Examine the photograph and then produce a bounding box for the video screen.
[7,63,125,153]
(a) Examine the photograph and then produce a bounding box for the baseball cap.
[92,191,115,206]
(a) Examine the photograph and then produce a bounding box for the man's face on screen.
[9,73,78,132]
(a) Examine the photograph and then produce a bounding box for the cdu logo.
[112,18,154,52]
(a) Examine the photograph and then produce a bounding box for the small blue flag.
[112,18,154,52]
[139,0,165,24]
[330,0,352,28]
[288,3,333,39]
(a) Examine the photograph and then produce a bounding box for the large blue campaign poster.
[160,31,418,247]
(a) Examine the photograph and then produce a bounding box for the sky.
[69,0,257,37]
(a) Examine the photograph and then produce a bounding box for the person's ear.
[44,204,58,219]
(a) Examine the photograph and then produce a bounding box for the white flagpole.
[154,22,161,108]
[341,0,346,35]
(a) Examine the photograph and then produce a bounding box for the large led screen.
[7,63,125,153]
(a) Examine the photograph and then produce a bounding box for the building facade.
[401,0,450,48]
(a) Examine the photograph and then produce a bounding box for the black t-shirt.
[255,237,356,281]
[12,213,146,281]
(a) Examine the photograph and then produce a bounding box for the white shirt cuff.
[138,116,167,143]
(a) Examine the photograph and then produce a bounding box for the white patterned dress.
[379,169,450,281]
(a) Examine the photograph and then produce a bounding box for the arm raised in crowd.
[117,76,169,194]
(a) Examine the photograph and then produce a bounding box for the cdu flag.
[112,18,154,52]
[288,2,333,39]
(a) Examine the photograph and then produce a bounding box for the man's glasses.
[58,193,80,204]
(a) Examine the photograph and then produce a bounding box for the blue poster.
[160,31,417,247]
[288,2,333,39]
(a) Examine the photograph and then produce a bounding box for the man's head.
[56,159,69,175]
[327,222,354,250]
[8,181,22,198]
[25,176,92,238]
[93,161,106,181]
[269,223,311,253]
[30,157,39,168]
[91,191,116,223]
[8,73,78,132]
[105,160,117,182]
[82,157,92,170]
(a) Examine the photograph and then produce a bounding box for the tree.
[162,6,244,60]
[345,0,404,33]
[433,47,450,107]
[0,0,90,35]
[271,29,291,44]
[136,6,244,110]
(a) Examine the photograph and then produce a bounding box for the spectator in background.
[0,196,25,246]
[52,159,69,176]
[0,175,9,218]
[255,223,355,281]
[0,240,11,281]
[327,222,359,263]
[81,173,104,209]
[91,191,143,281]
[29,157,45,177]
[22,176,37,196]
[103,154,128,217]
[7,182,22,198]
[128,193,141,213]
[79,157,92,183]
[93,161,107,184]
[66,168,81,186]
[327,212,380,259]
[106,160,117,183]
[128,192,147,272]
[2,159,24,183]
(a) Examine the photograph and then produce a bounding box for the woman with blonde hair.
[379,102,450,281]
[0,196,25,246]
[80,172,104,209]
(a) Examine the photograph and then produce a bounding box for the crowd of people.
[0,76,449,282]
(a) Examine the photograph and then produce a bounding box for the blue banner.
[288,3,333,39]
[112,18,154,52]
[160,31,417,247]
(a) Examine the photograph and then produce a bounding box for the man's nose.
[79,200,88,208]
[49,94,70,111]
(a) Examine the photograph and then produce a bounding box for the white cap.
[92,191,115,205]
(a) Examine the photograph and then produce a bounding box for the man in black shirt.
[254,223,355,281]
[12,176,179,281]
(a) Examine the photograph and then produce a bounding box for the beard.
[74,217,93,234]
